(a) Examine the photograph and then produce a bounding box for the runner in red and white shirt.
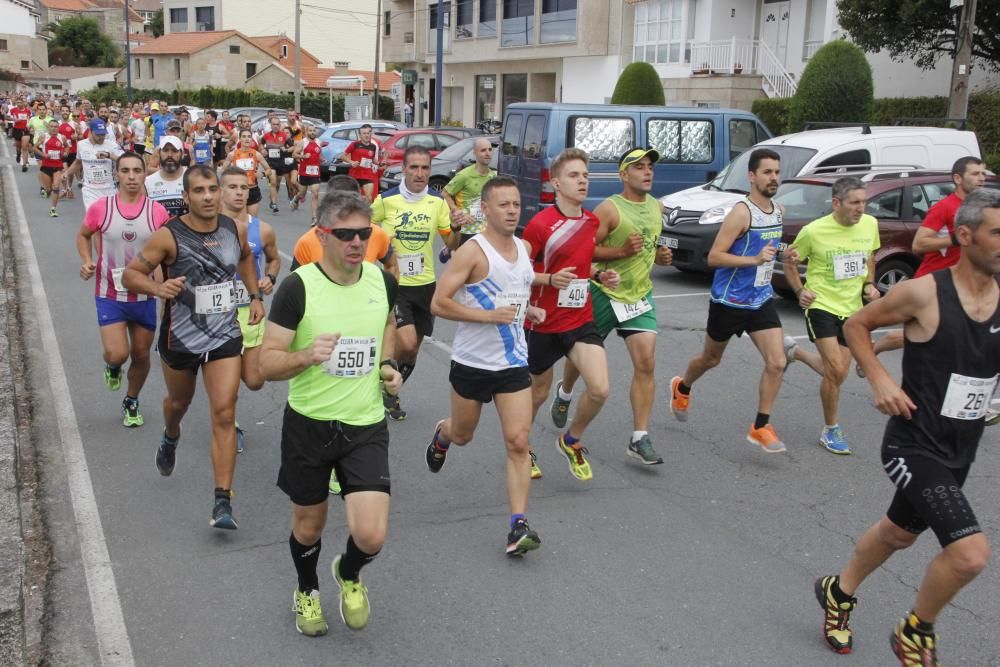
[341,124,385,202]
[75,152,169,427]
[520,147,619,482]
[58,105,81,198]
[11,97,32,171]
[33,119,69,217]
[291,123,324,224]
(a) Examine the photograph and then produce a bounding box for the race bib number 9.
[399,253,425,278]
[754,260,775,287]
[610,297,653,323]
[323,336,377,377]
[940,373,998,420]
[558,279,589,309]
[833,252,866,281]
[194,282,235,315]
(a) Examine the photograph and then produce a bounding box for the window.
[647,119,713,163]
[246,62,257,78]
[729,119,757,160]
[436,134,459,149]
[633,0,691,64]
[281,44,288,58]
[814,149,872,173]
[174,58,181,80]
[479,0,497,37]
[475,74,497,124]
[455,0,473,38]
[865,188,902,219]
[195,6,215,31]
[134,58,141,79]
[169,7,187,31]
[384,11,391,36]
[522,115,546,158]
[408,133,437,148]
[501,113,523,156]
[502,72,527,114]
[502,0,534,48]
[428,2,451,52]
[19,60,29,70]
[571,117,635,162]
[229,44,241,54]
[912,182,955,220]
[540,0,576,44]
[148,58,155,79]
[0,40,7,52]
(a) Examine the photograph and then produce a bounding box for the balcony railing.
[803,39,822,60]
[687,38,797,98]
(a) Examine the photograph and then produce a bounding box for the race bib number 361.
[323,336,377,377]
[940,373,998,420]
[833,252,866,281]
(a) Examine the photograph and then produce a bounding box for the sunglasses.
[320,226,373,242]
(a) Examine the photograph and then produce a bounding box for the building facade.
[0,0,47,73]
[24,65,118,93]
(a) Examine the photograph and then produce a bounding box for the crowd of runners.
[4,91,999,666]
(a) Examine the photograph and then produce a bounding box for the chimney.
[334,61,349,75]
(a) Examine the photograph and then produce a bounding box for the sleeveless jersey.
[232,148,259,186]
[12,106,30,130]
[882,270,1000,468]
[58,122,77,153]
[300,140,322,178]
[39,135,65,169]
[597,193,662,303]
[94,195,161,302]
[145,170,188,218]
[710,197,783,309]
[192,131,212,164]
[263,130,289,165]
[160,215,242,354]
[288,263,390,424]
[452,235,534,371]
[345,140,381,181]
[235,216,265,308]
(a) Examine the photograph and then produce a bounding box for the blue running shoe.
[819,425,851,455]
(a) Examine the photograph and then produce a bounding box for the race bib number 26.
[940,373,998,420]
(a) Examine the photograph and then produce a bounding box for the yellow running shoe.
[332,555,370,630]
[529,450,543,480]
[292,588,328,637]
[890,616,939,667]
[815,576,856,654]
[555,434,592,481]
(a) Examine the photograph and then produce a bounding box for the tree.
[837,0,999,73]
[150,9,164,37]
[610,62,665,106]
[46,16,119,68]
[788,40,873,132]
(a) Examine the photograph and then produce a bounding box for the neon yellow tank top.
[597,193,662,303]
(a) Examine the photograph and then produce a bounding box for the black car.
[380,135,499,192]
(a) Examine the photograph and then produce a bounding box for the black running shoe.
[506,518,541,556]
[425,420,447,473]
[210,494,238,530]
[156,431,178,476]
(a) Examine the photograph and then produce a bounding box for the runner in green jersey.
[260,191,402,636]
[440,137,496,261]
[554,148,673,465]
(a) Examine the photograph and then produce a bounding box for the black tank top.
[882,269,1000,467]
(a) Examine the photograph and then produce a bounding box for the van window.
[571,117,634,162]
[865,188,902,219]
[813,149,871,173]
[647,119,713,163]
[729,119,757,160]
[523,115,546,159]
[502,114,524,156]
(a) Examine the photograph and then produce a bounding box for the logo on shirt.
[121,229,137,242]
[990,325,1000,334]
[394,211,432,251]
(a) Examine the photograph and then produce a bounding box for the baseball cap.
[150,102,160,110]
[167,120,182,131]
[618,147,661,171]
[159,136,183,151]
[89,118,108,135]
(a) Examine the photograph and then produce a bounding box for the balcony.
[688,38,797,98]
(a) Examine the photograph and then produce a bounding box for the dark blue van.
[498,103,771,229]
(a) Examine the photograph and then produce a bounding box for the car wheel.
[874,259,914,294]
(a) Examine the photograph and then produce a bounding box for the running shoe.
[103,364,121,391]
[382,389,406,421]
[626,434,664,465]
[814,575,857,654]
[855,362,866,379]
[890,617,939,667]
[332,555,370,630]
[549,380,571,429]
[529,450,542,480]
[783,335,798,366]
[269,201,279,213]
[555,434,592,481]
[506,518,541,556]
[49,207,58,218]
[438,247,452,264]
[425,419,447,473]
[328,470,341,495]
[210,492,238,530]
[747,424,786,454]
[21,164,27,173]
[155,430,178,476]
[121,397,144,428]
[669,376,689,422]
[820,425,851,455]
[290,196,299,211]
[293,588,328,637]
[39,187,46,197]
[235,424,246,454]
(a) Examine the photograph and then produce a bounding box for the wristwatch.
[249,293,264,301]
[380,359,399,371]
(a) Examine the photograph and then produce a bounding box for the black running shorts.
[805,307,848,346]
[526,322,603,376]
[247,185,262,207]
[449,361,531,404]
[157,335,243,375]
[706,299,782,342]
[882,451,979,548]
[278,404,390,505]
[394,283,436,338]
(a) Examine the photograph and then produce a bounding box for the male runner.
[121,165,264,530]
[77,152,169,426]
[33,118,67,217]
[427,176,545,555]
[669,148,795,453]
[342,124,384,202]
[58,105,80,197]
[223,129,273,216]
[372,145,459,420]
[558,148,673,464]
[145,136,188,218]
[70,119,124,210]
[439,137,496,263]
[11,96,31,171]
[815,188,1000,666]
[260,191,402,636]
[291,123,323,224]
[26,104,54,175]
[148,120,193,170]
[782,176,882,454]
[263,116,295,213]
[521,147,619,481]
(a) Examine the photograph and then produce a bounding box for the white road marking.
[652,291,710,299]
[2,141,135,666]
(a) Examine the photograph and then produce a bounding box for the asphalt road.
[4,142,999,667]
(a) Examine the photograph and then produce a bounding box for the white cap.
[159,135,183,151]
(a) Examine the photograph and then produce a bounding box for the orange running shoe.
[669,376,689,422]
[747,424,787,453]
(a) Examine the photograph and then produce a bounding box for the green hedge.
[611,62,666,106]
[751,98,791,138]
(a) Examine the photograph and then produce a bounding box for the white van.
[660,124,983,272]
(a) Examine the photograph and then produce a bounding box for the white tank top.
[451,235,534,371]
[145,169,187,218]
[95,195,159,303]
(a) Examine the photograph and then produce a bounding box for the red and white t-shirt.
[914,192,962,278]
[522,205,600,334]
[38,134,66,169]
[58,122,78,153]
[345,140,382,181]
[299,140,322,178]
[84,195,169,302]
[12,106,31,130]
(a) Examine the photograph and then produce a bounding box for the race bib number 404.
[323,336,377,377]
[832,252,867,281]
[557,279,589,309]
[940,373,998,420]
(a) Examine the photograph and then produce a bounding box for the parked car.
[248,112,325,136]
[499,102,772,230]
[380,129,463,166]
[380,135,500,191]
[763,169,1000,297]
[659,124,984,272]
[415,126,485,138]
[320,121,402,178]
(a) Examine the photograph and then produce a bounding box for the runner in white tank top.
[424,177,547,557]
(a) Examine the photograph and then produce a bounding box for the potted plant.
[733,62,743,74]
[693,62,711,75]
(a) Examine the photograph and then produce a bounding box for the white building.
[25,65,119,94]
[0,0,47,74]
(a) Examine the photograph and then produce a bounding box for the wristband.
[267,273,278,285]
[547,273,553,287]
[249,293,263,301]
[380,359,399,371]
[593,270,604,285]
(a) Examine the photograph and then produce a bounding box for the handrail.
[756,40,796,98]
[687,39,797,98]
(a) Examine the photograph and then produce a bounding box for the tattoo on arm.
[136,251,157,271]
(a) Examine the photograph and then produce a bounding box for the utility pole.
[124,0,132,103]
[294,0,302,112]
[947,0,978,119]
[434,1,443,128]
[373,0,382,119]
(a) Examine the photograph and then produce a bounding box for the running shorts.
[299,176,321,187]
[805,307,848,346]
[394,283,436,338]
[247,185,262,207]
[449,361,531,404]
[706,299,782,342]
[591,285,658,339]
[95,297,157,331]
[526,322,604,376]
[237,306,265,348]
[156,334,243,375]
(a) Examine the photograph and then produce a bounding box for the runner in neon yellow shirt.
[440,137,496,261]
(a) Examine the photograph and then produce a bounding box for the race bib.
[233,279,251,306]
[304,164,319,176]
[557,279,589,309]
[195,148,209,160]
[111,268,125,293]
[610,296,652,323]
[754,261,775,287]
[323,336,377,377]
[194,282,235,315]
[359,157,373,169]
[832,252,866,281]
[399,253,424,277]
[84,162,111,186]
[235,158,254,171]
[496,291,530,326]
[940,373,998,420]
[284,157,294,165]
[46,149,61,160]
[267,148,280,159]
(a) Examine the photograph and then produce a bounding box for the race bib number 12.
[194,282,235,315]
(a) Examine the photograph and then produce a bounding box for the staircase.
[688,38,797,98]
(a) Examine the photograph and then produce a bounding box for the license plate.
[657,236,679,249]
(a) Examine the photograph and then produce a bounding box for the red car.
[772,169,1000,297]
[381,129,463,166]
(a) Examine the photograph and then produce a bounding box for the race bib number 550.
[323,336,377,377]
